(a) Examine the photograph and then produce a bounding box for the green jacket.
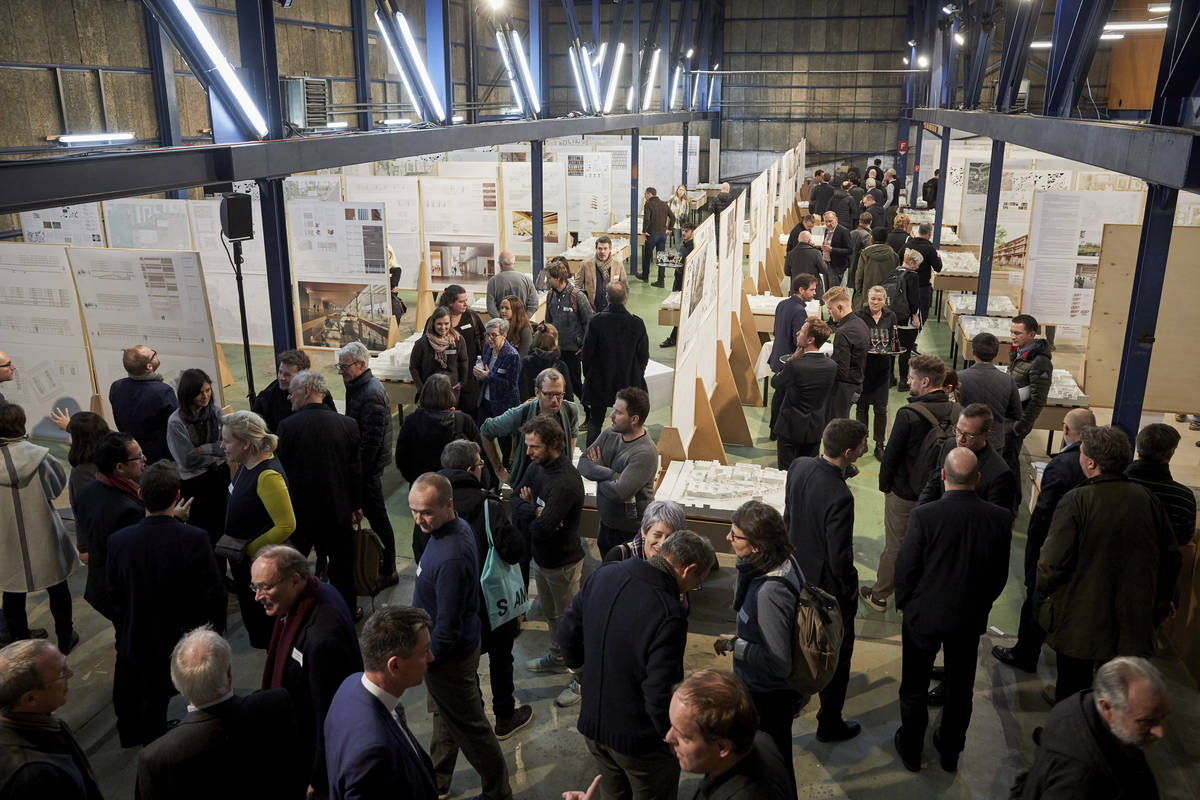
[480,397,582,486]
[852,243,898,309]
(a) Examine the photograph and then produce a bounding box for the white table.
[654,459,788,519]
[644,359,674,414]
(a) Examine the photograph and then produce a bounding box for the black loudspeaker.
[220,192,254,241]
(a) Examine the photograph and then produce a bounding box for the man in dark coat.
[830,183,858,233]
[275,369,362,613]
[893,448,1012,773]
[324,607,439,800]
[863,355,957,613]
[994,408,1094,674]
[1011,656,1168,800]
[785,214,816,254]
[250,349,336,433]
[771,318,837,468]
[957,333,1021,453]
[784,230,829,293]
[0,640,102,800]
[107,461,225,748]
[767,274,818,434]
[1005,315,1053,470]
[905,223,942,323]
[663,670,792,800]
[822,210,854,288]
[1126,423,1197,547]
[785,419,868,743]
[808,172,834,217]
[580,281,648,446]
[641,188,676,284]
[824,286,870,420]
[917,403,1018,514]
[559,531,715,800]
[74,432,147,621]
[921,169,939,210]
[254,545,363,798]
[337,342,398,587]
[107,345,177,464]
[136,629,304,800]
[1037,425,1180,703]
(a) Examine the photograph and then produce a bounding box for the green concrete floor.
[216,277,1028,638]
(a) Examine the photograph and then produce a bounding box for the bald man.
[894,448,1013,772]
[0,350,12,403]
[108,345,178,464]
[486,250,538,318]
[994,407,1096,673]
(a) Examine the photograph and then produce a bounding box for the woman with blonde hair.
[668,184,691,247]
[220,410,295,649]
[887,212,911,258]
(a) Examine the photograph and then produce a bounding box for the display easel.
[712,341,753,445]
[732,297,764,405]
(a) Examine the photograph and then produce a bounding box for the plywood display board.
[67,247,224,409]
[1022,190,1143,326]
[1086,223,1200,412]
[342,175,423,290]
[285,201,390,352]
[0,243,96,436]
[102,199,193,251]
[501,161,568,257]
[561,151,612,234]
[20,204,106,247]
[188,199,273,346]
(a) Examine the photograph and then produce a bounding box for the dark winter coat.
[394,408,481,483]
[580,304,648,408]
[343,370,393,476]
[108,375,177,465]
[1010,338,1053,437]
[879,390,959,501]
[519,348,574,402]
[251,380,336,434]
[785,456,857,604]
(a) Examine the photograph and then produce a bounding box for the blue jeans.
[643,233,667,281]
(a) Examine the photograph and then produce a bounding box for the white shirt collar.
[188,689,235,713]
[361,673,401,713]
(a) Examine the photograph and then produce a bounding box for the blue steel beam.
[351,0,372,130]
[995,0,1043,112]
[258,178,297,352]
[709,1,723,112]
[1042,0,1114,117]
[962,0,998,109]
[1156,0,1200,121]
[532,140,545,278]
[425,0,453,122]
[559,0,598,113]
[660,0,671,112]
[143,7,185,199]
[597,0,629,105]
[973,138,1004,316]
[932,127,951,247]
[531,0,544,108]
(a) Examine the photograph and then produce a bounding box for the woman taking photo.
[220,410,295,649]
[499,295,534,356]
[714,500,804,792]
[166,368,229,551]
[410,306,470,401]
[439,284,487,410]
[475,318,522,424]
[519,323,573,402]
[0,403,80,653]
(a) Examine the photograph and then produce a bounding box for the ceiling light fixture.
[510,29,541,114]
[603,41,624,112]
[375,11,423,120]
[499,31,527,115]
[1030,40,1052,48]
[953,32,965,45]
[917,54,931,67]
[58,131,136,144]
[1147,4,1171,12]
[1103,20,1168,30]
[396,12,447,121]
[642,47,661,111]
[566,44,589,113]
[1100,32,1126,39]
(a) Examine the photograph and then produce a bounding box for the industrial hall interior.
[2,0,1200,798]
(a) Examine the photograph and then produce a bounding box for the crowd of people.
[0,160,1195,799]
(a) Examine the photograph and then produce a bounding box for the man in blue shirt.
[410,473,513,800]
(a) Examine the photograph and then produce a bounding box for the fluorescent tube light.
[686,47,694,58]
[953,32,965,45]
[1147,3,1171,11]
[1103,20,1167,30]
[510,29,541,114]
[580,43,602,110]
[691,71,701,108]
[499,31,526,115]
[451,115,464,123]
[171,0,268,137]
[382,118,411,125]
[603,42,624,112]
[706,63,717,111]
[594,42,607,68]
[1029,40,1052,48]
[669,65,682,109]
[324,121,348,129]
[396,12,446,121]
[59,132,135,144]
[902,56,909,65]
[567,45,590,113]
[375,11,423,120]
[642,47,660,111]
[1100,33,1125,40]
[917,54,931,66]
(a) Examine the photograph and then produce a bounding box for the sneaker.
[494,704,534,739]
[59,631,81,656]
[858,585,887,612]
[525,653,568,674]
[555,678,581,707]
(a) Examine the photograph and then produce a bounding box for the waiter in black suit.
[893,448,1011,773]
[136,628,304,800]
[771,318,837,469]
[993,407,1095,673]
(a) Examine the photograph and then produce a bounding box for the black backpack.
[879,266,912,320]
[906,402,958,497]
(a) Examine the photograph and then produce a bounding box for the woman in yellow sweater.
[220,410,296,649]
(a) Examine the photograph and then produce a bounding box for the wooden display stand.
[712,341,753,446]
[729,302,763,406]
[412,261,436,335]
[215,346,234,390]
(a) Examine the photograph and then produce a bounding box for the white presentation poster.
[437,161,500,178]
[102,198,193,251]
[956,159,1034,244]
[1175,189,1200,225]
[717,191,745,353]
[563,151,612,234]
[419,177,501,240]
[767,162,779,232]
[374,154,443,176]
[445,147,499,163]
[501,161,569,257]
[748,169,769,281]
[20,204,106,247]
[672,216,718,446]
[343,175,423,290]
[776,150,795,224]
[0,243,95,436]
[188,199,273,346]
[67,247,222,407]
[662,135,700,188]
[286,202,388,282]
[1023,190,1142,325]
[638,137,677,201]
[597,145,631,219]
[282,175,343,202]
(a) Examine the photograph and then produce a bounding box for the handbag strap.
[483,496,495,549]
